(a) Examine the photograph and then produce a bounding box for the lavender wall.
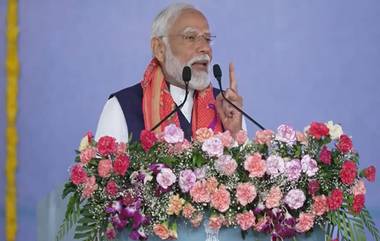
[0,0,379,240]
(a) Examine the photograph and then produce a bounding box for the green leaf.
[73,231,93,239]
[360,208,380,241]
[62,182,77,199]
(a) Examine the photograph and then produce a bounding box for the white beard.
[164,45,211,91]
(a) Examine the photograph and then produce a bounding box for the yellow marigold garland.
[5,0,19,240]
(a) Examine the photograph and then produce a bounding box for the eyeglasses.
[160,32,216,45]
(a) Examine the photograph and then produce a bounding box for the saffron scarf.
[141,58,223,136]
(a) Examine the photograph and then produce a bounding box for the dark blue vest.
[110,83,220,142]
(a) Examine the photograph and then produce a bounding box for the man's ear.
[151,37,165,62]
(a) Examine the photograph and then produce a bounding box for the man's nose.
[196,38,212,55]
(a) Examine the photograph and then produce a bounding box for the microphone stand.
[213,64,265,130]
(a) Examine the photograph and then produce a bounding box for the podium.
[37,186,325,241]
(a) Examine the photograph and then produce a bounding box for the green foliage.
[325,206,379,241]
[55,192,80,241]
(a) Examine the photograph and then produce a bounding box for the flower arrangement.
[56,121,379,241]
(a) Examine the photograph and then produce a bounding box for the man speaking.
[95,3,244,142]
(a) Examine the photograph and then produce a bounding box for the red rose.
[97,136,117,156]
[308,180,320,196]
[319,146,332,165]
[363,166,376,182]
[70,164,88,185]
[339,160,357,185]
[328,189,343,211]
[140,130,158,151]
[351,194,365,214]
[106,180,119,196]
[113,154,130,176]
[336,134,352,154]
[308,122,329,140]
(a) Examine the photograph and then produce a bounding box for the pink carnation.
[80,147,96,164]
[202,137,224,157]
[285,189,306,209]
[70,164,88,185]
[163,124,184,144]
[106,180,119,196]
[82,176,98,198]
[266,155,285,177]
[116,142,127,154]
[244,153,266,177]
[285,159,302,181]
[106,225,117,240]
[276,124,297,145]
[216,130,234,148]
[265,186,283,209]
[236,211,256,231]
[98,159,113,178]
[296,131,307,144]
[235,130,248,145]
[236,183,257,206]
[208,215,224,230]
[312,195,328,216]
[206,177,219,194]
[156,168,176,189]
[255,129,274,145]
[301,155,318,177]
[214,155,237,176]
[352,180,366,196]
[179,169,196,193]
[210,185,231,212]
[153,223,170,240]
[113,154,130,176]
[182,203,195,219]
[190,180,210,203]
[295,213,315,233]
[190,213,203,228]
[97,136,117,156]
[195,127,214,142]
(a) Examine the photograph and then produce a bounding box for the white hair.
[151,3,196,39]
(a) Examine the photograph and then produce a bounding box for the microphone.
[212,64,265,130]
[150,66,192,132]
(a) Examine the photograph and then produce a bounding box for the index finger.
[229,62,237,91]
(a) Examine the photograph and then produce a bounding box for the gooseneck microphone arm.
[213,64,265,130]
[150,66,192,132]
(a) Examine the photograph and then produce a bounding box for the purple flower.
[112,214,128,229]
[106,200,122,213]
[276,124,297,145]
[214,155,238,176]
[194,166,208,179]
[163,124,184,143]
[266,155,285,177]
[148,163,167,175]
[202,137,224,157]
[179,169,196,193]
[284,189,306,209]
[301,155,318,177]
[131,212,148,229]
[285,159,302,181]
[129,228,148,240]
[156,168,176,189]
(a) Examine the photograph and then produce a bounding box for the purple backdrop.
[0,0,380,240]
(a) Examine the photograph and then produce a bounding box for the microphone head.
[182,66,192,83]
[213,64,222,80]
